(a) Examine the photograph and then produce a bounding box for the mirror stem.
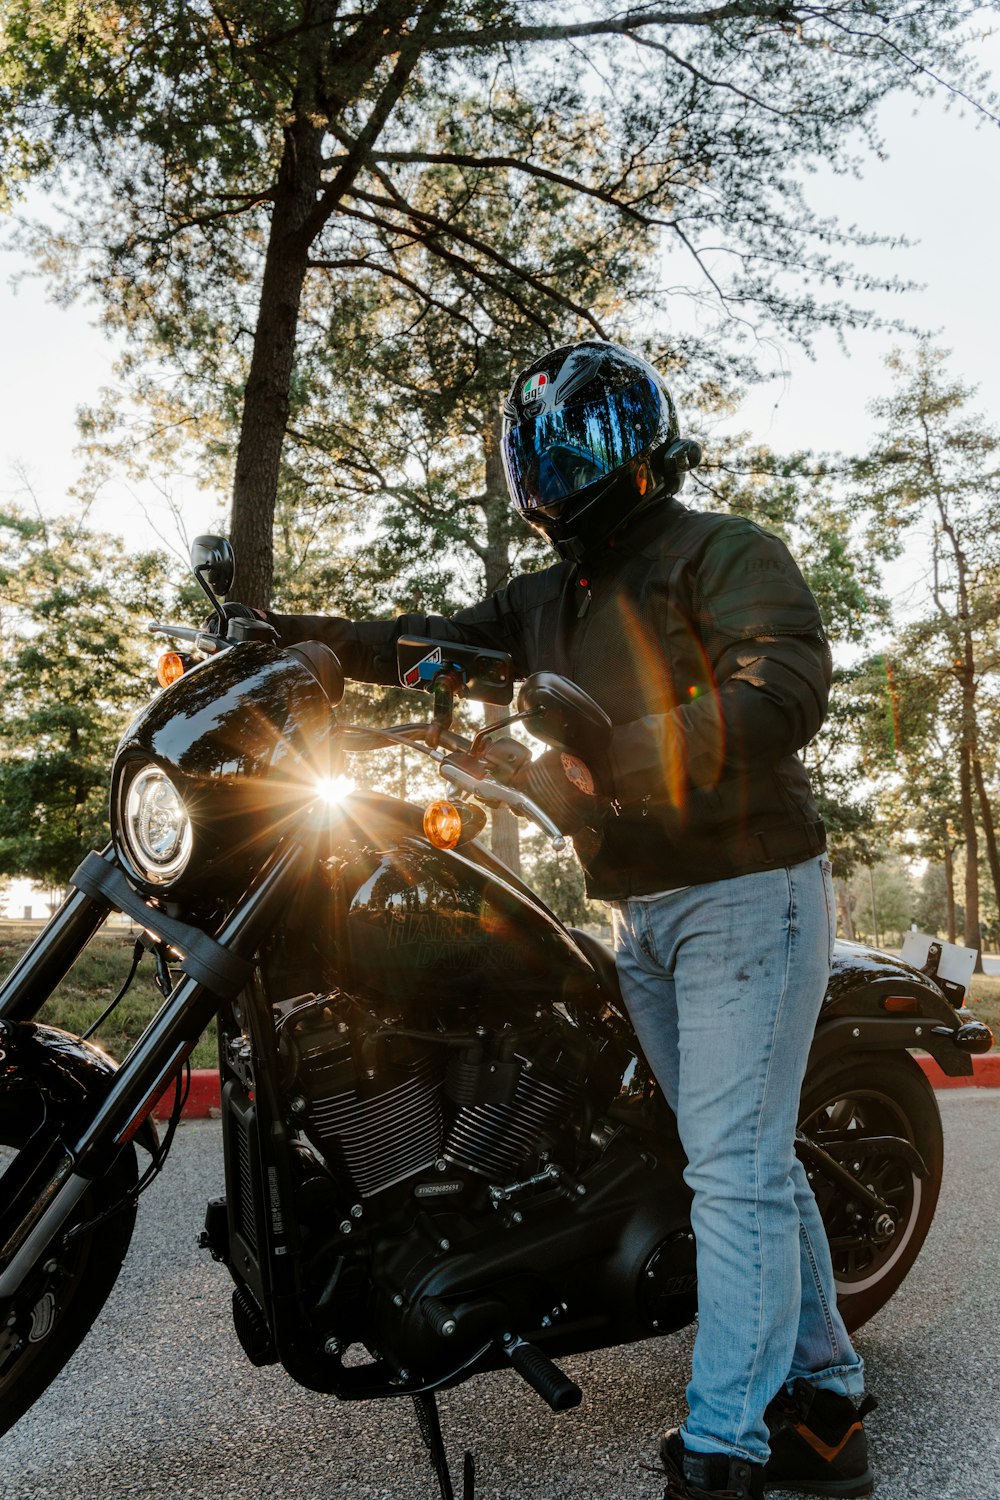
[192,565,225,624]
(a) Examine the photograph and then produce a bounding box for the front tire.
[0,1093,138,1436]
[798,1051,943,1332]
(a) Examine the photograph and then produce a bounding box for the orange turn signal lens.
[423,800,464,849]
[156,651,186,689]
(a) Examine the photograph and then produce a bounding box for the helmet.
[501,340,699,561]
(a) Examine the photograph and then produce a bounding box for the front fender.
[812,941,991,1078]
[0,1020,160,1153]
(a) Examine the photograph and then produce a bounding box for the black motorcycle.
[0,536,991,1498]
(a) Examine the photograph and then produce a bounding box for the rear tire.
[0,1093,138,1436]
[798,1051,943,1332]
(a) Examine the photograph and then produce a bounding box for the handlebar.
[336,723,567,849]
[147,622,572,848]
[149,622,222,655]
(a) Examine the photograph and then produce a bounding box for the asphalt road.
[1,1093,998,1500]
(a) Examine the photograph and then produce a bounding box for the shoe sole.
[764,1471,874,1498]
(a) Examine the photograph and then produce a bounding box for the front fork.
[0,840,306,1295]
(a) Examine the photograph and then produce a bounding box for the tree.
[848,857,916,948]
[3,2,990,603]
[0,510,173,887]
[913,861,962,941]
[854,346,1000,962]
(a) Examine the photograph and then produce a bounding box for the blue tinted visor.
[502,375,661,516]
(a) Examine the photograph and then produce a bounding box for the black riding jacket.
[268,498,831,900]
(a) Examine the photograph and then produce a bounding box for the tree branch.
[348,185,608,335]
[296,0,448,251]
[414,5,810,55]
[331,203,557,332]
[361,148,664,226]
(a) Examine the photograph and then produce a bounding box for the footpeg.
[501,1333,582,1411]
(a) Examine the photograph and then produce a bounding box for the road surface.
[1,1094,998,1499]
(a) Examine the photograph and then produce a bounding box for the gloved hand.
[513,747,610,836]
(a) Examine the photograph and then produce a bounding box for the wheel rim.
[800,1085,923,1296]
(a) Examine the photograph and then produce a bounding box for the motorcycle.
[0,535,992,1499]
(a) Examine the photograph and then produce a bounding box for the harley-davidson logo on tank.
[335,843,586,1005]
[352,850,523,970]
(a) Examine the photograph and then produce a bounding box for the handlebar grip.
[504,1337,582,1411]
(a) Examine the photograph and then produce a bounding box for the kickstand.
[412,1391,476,1500]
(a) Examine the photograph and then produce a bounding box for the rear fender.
[0,1020,160,1154]
[811,941,987,1078]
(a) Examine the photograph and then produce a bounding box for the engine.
[216,942,696,1395]
[276,989,583,1202]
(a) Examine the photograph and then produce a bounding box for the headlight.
[120,766,193,885]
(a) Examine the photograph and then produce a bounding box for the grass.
[1,922,997,1068]
[966,971,1000,1044]
[0,921,218,1069]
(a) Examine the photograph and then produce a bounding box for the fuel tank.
[261,793,612,1022]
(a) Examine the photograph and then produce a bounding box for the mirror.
[190,535,236,597]
[517,672,612,753]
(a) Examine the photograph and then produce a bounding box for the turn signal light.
[423,800,464,849]
[156,651,186,689]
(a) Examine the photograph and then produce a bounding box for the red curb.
[154,1068,221,1119]
[916,1053,1000,1089]
[155,1054,1000,1123]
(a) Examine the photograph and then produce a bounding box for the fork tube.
[71,839,308,1171]
[0,840,307,1297]
[0,848,116,1024]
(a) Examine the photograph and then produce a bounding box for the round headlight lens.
[122,767,193,884]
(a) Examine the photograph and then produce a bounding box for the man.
[267,341,875,1499]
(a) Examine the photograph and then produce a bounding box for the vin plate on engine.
[414,1180,465,1198]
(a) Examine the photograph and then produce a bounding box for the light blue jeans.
[612,855,865,1465]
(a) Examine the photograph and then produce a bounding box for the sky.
[1,28,999,915]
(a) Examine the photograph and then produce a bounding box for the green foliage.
[519,828,608,932]
[847,858,918,947]
[0,510,175,885]
[850,345,1000,951]
[913,862,960,940]
[0,922,217,1067]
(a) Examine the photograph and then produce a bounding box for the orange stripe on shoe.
[793,1420,863,1464]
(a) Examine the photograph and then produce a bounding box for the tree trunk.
[227,2,442,608]
[943,840,957,944]
[934,488,982,965]
[482,407,521,875]
[958,743,982,965]
[835,878,855,941]
[972,750,1000,938]
[230,113,325,608]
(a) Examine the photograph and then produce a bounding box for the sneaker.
[763,1380,877,1496]
[659,1430,765,1499]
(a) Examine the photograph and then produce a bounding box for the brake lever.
[439,761,566,849]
